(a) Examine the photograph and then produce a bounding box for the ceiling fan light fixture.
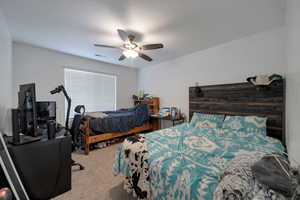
[124,42,137,49]
[123,49,138,58]
[94,29,163,62]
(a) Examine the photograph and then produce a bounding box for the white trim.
[61,66,117,78]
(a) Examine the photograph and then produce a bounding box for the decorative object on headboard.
[189,87,202,98]
[189,79,285,145]
[246,74,282,86]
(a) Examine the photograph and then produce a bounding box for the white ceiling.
[0,0,285,68]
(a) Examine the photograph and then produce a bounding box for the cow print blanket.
[122,134,150,200]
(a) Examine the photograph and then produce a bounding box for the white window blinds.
[64,68,116,117]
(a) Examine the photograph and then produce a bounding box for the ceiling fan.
[94,29,164,62]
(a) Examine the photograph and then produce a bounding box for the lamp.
[50,85,84,170]
[123,49,138,58]
[0,188,12,200]
[50,85,71,131]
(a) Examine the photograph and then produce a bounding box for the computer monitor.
[36,101,56,127]
[18,83,38,137]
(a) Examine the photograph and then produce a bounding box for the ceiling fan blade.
[117,29,129,42]
[140,43,164,50]
[138,52,153,62]
[94,44,119,49]
[119,54,126,61]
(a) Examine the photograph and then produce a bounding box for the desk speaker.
[11,109,21,144]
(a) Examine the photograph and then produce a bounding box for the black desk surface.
[6,132,71,200]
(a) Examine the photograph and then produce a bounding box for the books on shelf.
[152,107,184,120]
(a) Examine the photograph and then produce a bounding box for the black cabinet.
[7,135,71,200]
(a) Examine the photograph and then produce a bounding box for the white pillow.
[85,112,108,119]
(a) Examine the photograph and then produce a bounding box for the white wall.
[138,28,286,118]
[285,0,300,164]
[0,10,12,134]
[12,42,138,123]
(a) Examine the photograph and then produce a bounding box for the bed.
[82,104,152,155]
[113,123,284,199]
[113,80,286,199]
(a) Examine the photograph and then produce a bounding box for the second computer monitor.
[36,101,56,127]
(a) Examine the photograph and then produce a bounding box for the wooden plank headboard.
[189,80,285,145]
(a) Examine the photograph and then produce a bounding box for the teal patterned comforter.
[113,123,284,200]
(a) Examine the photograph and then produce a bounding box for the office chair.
[69,105,85,170]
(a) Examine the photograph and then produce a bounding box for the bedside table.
[172,118,185,126]
[151,115,185,131]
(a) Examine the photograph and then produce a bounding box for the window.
[64,68,116,117]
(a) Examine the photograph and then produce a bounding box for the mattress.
[90,104,150,134]
[113,123,284,200]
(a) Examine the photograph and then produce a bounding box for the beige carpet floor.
[54,144,136,200]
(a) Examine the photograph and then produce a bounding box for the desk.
[6,132,71,200]
[151,115,185,131]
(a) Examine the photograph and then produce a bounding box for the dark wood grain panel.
[190,103,282,114]
[189,80,285,145]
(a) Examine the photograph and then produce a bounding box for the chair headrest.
[74,105,85,114]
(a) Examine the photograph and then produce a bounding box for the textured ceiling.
[0,0,285,68]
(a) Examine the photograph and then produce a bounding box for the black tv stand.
[5,132,71,199]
